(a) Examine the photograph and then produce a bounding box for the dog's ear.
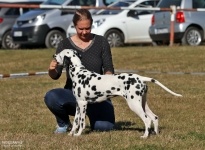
[73,50,82,59]
[63,56,71,68]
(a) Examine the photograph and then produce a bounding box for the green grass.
[0,46,205,149]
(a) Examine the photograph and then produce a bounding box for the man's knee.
[44,90,56,108]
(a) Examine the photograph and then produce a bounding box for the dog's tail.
[141,76,182,97]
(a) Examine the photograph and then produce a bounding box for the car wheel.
[2,31,21,49]
[104,29,124,47]
[181,27,202,46]
[45,30,65,48]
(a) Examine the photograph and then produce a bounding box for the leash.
[0,70,205,79]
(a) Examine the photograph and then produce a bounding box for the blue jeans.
[44,88,115,131]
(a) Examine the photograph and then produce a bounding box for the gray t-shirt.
[54,34,114,90]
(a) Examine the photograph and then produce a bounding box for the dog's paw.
[140,135,149,139]
[68,131,74,136]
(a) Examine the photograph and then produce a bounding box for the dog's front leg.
[74,100,88,136]
[68,103,80,136]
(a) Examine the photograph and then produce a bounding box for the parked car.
[149,0,205,46]
[0,0,45,49]
[67,0,160,47]
[11,0,117,49]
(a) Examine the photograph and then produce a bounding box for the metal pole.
[169,5,176,46]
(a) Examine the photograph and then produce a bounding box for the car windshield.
[43,0,67,5]
[94,0,135,15]
[157,0,181,8]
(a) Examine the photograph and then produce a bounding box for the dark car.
[0,0,45,49]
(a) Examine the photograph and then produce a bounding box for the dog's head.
[53,49,82,68]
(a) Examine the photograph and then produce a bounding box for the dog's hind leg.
[142,94,159,135]
[126,96,151,138]
[74,100,88,136]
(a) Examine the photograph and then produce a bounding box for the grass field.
[0,46,205,149]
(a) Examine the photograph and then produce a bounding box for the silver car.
[149,0,205,46]
[0,1,45,49]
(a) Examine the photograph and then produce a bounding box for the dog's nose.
[53,55,56,59]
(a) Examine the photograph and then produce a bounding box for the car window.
[103,0,116,5]
[193,0,205,8]
[137,0,159,7]
[129,0,160,16]
[43,0,67,5]
[68,0,96,6]
[5,8,20,16]
[157,0,181,8]
[22,8,30,14]
[95,0,135,15]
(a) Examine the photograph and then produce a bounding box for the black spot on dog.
[75,118,78,125]
[136,84,140,89]
[131,95,134,99]
[97,77,101,80]
[129,78,137,85]
[86,91,90,96]
[136,91,140,96]
[151,79,156,83]
[120,76,125,80]
[117,88,120,91]
[91,74,97,78]
[94,91,103,97]
[127,85,130,90]
[86,97,98,103]
[91,86,97,91]
[106,90,112,94]
[77,87,81,97]
[111,87,115,90]
[84,77,91,87]
[126,81,130,85]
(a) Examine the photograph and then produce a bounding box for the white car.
[67,0,160,47]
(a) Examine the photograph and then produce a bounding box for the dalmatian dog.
[53,49,182,138]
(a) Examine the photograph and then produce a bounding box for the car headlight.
[29,14,46,24]
[92,19,106,29]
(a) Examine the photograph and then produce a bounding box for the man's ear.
[63,56,71,68]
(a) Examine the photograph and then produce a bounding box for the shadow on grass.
[114,121,164,134]
[82,121,165,135]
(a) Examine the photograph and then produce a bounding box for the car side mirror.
[127,10,138,17]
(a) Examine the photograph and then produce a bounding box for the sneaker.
[54,123,72,134]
